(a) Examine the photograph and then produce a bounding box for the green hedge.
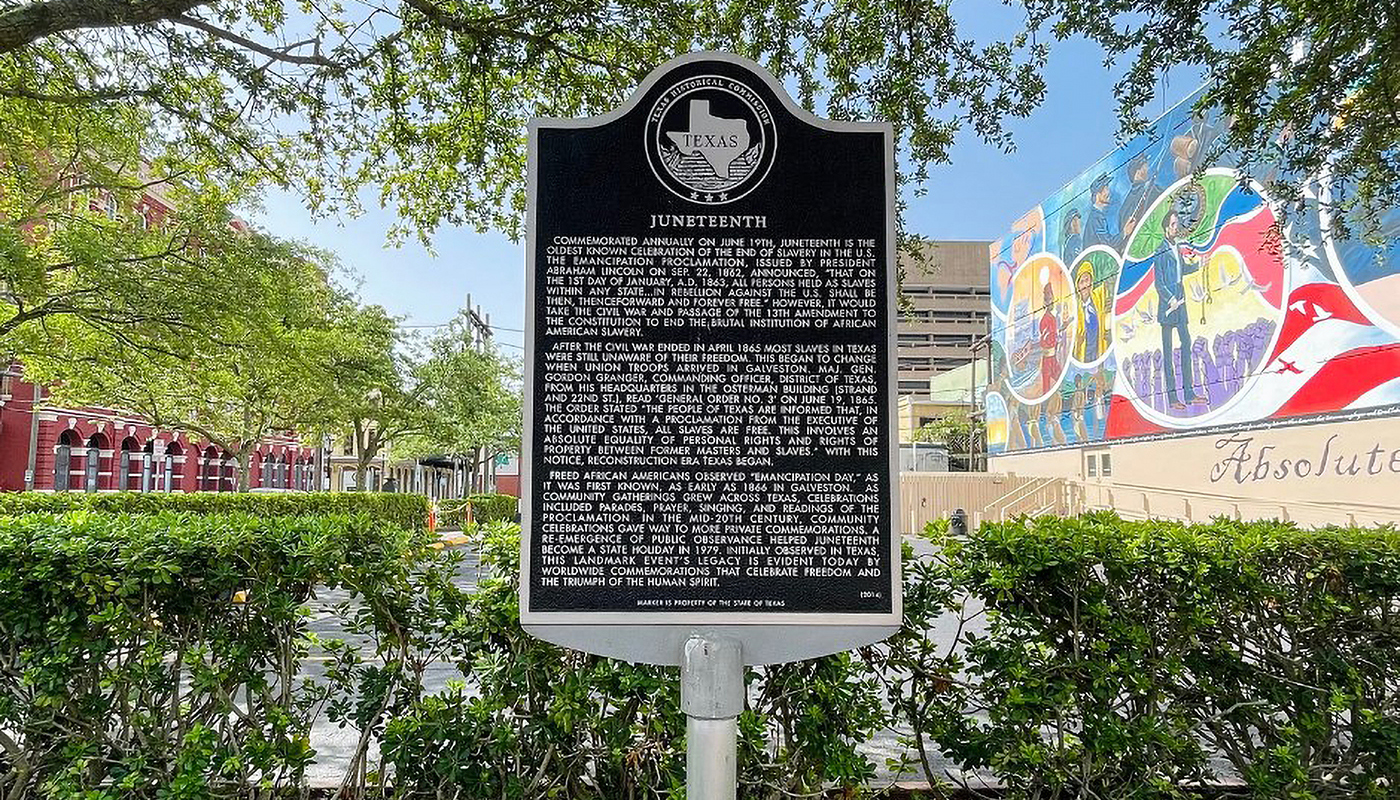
[897,512,1400,799]
[379,522,882,798]
[1,508,1397,797]
[0,491,431,533]
[0,509,429,797]
[465,492,516,523]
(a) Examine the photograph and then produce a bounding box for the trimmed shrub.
[465,492,516,523]
[0,491,431,533]
[0,509,430,797]
[2,505,1397,798]
[896,512,1400,799]
[380,522,886,798]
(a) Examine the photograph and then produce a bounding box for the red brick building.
[0,366,319,492]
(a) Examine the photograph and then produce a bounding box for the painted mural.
[987,91,1400,455]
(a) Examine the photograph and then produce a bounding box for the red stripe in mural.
[1104,393,1168,439]
[1271,343,1400,418]
[1266,282,1374,362]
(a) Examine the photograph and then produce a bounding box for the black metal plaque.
[522,53,898,629]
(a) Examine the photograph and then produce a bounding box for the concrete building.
[975,85,1400,524]
[897,241,993,397]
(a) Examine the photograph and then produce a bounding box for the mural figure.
[1043,389,1065,445]
[1039,283,1062,392]
[1071,375,1088,440]
[1061,210,1083,262]
[1084,174,1115,250]
[1170,113,1222,179]
[1119,155,1161,240]
[1074,260,1106,362]
[1153,207,1202,408]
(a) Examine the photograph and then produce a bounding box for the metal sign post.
[682,637,742,800]
[522,51,899,794]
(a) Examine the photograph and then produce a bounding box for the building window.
[1086,453,1097,477]
[1100,453,1112,477]
[931,335,975,347]
[199,446,219,491]
[120,437,139,491]
[103,193,118,220]
[54,430,78,492]
[84,435,103,493]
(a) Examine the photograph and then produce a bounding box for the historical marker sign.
[522,52,899,665]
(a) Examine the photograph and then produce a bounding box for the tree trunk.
[236,450,251,492]
[355,448,375,492]
[355,428,382,492]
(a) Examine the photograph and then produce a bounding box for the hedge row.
[897,512,1400,799]
[0,509,430,797]
[0,490,432,532]
[436,492,517,528]
[0,508,1396,798]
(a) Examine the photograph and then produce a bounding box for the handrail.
[983,477,1061,521]
[983,476,1049,512]
[980,478,1040,518]
[1076,480,1400,526]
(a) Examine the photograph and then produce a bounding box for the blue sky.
[248,2,1205,353]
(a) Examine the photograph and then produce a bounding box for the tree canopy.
[328,312,521,487]
[0,0,1050,246]
[1021,0,1399,230]
[390,317,521,465]
[0,87,285,363]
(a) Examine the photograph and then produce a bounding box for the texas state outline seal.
[645,74,777,205]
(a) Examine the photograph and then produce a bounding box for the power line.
[399,320,526,333]
[989,340,1400,428]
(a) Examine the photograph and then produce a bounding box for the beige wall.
[988,415,1400,524]
[899,472,1040,533]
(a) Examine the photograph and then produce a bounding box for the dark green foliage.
[897,513,1400,799]
[382,522,886,799]
[0,509,430,797]
[1,507,1397,798]
[0,491,431,533]
[465,493,517,524]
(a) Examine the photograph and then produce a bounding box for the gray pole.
[681,636,742,800]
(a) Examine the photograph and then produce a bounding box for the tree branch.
[172,14,335,67]
[0,84,159,103]
[0,0,212,54]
